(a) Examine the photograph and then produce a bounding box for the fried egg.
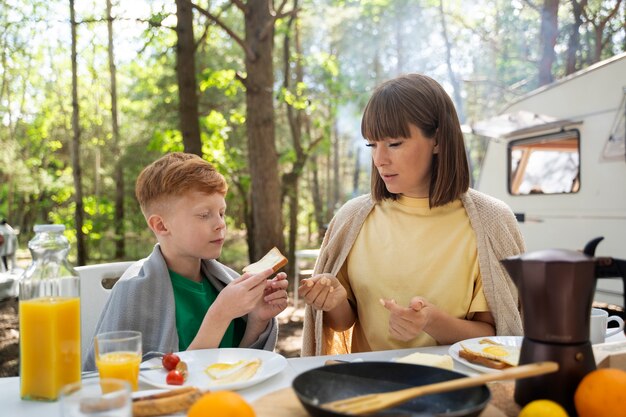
[459,340,520,366]
[204,358,262,384]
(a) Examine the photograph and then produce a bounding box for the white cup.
[590,308,625,344]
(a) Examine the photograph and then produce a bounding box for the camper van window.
[508,130,580,196]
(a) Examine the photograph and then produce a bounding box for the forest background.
[1,0,625,279]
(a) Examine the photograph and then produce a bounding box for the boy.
[84,153,288,370]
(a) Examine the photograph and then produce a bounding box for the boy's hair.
[135,152,228,215]
[361,73,469,207]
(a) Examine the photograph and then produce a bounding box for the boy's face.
[156,190,227,261]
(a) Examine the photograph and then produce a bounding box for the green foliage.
[278,83,310,110]
[148,130,185,153]
[199,69,244,97]
[1,0,624,263]
[201,111,230,164]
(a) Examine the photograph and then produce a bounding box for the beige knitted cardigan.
[300,189,526,357]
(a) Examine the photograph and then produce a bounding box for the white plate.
[448,336,523,374]
[139,348,287,391]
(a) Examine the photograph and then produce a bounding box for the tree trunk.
[175,0,202,156]
[244,1,284,260]
[394,0,405,74]
[106,0,125,259]
[590,0,623,64]
[438,0,464,123]
[325,144,332,224]
[70,0,87,265]
[592,25,603,62]
[280,5,323,278]
[0,46,16,223]
[282,8,301,280]
[566,0,587,75]
[352,146,361,197]
[244,194,255,262]
[309,155,325,245]
[332,120,340,211]
[538,0,559,86]
[283,173,298,280]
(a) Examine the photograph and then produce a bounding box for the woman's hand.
[249,272,289,322]
[298,274,347,311]
[381,297,497,344]
[380,296,430,342]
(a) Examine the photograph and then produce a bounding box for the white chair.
[76,261,134,362]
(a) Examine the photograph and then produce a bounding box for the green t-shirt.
[169,270,245,351]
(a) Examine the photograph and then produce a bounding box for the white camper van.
[473,52,626,307]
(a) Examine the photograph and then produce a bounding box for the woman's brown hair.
[361,73,469,207]
[135,152,228,216]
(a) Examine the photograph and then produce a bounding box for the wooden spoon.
[322,361,559,415]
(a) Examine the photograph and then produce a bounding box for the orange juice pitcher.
[19,224,81,401]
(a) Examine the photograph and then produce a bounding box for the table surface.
[2,333,624,417]
[0,345,472,416]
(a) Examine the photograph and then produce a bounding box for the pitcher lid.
[33,224,66,233]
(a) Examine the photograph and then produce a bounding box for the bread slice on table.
[458,347,513,369]
[242,247,288,274]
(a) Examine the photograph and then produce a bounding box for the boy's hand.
[213,268,272,320]
[298,274,347,311]
[249,272,289,322]
[380,296,429,342]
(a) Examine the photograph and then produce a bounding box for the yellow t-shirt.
[338,195,488,352]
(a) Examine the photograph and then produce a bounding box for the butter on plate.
[394,352,454,370]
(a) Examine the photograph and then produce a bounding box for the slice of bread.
[242,247,288,274]
[458,348,512,369]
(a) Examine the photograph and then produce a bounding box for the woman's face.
[367,124,437,198]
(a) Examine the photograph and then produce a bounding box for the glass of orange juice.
[94,331,142,391]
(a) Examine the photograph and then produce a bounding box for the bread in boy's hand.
[242,247,288,274]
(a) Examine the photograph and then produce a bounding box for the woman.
[300,74,525,356]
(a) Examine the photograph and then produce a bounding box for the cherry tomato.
[162,353,181,371]
[166,369,185,385]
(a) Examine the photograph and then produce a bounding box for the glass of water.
[60,378,131,417]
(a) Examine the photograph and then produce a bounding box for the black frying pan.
[292,362,490,417]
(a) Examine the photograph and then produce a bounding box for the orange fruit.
[188,391,255,417]
[574,368,626,417]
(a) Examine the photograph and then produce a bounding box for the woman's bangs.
[361,93,411,141]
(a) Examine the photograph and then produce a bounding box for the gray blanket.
[83,245,278,371]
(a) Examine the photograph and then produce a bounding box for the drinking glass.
[94,331,142,391]
[60,378,131,417]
